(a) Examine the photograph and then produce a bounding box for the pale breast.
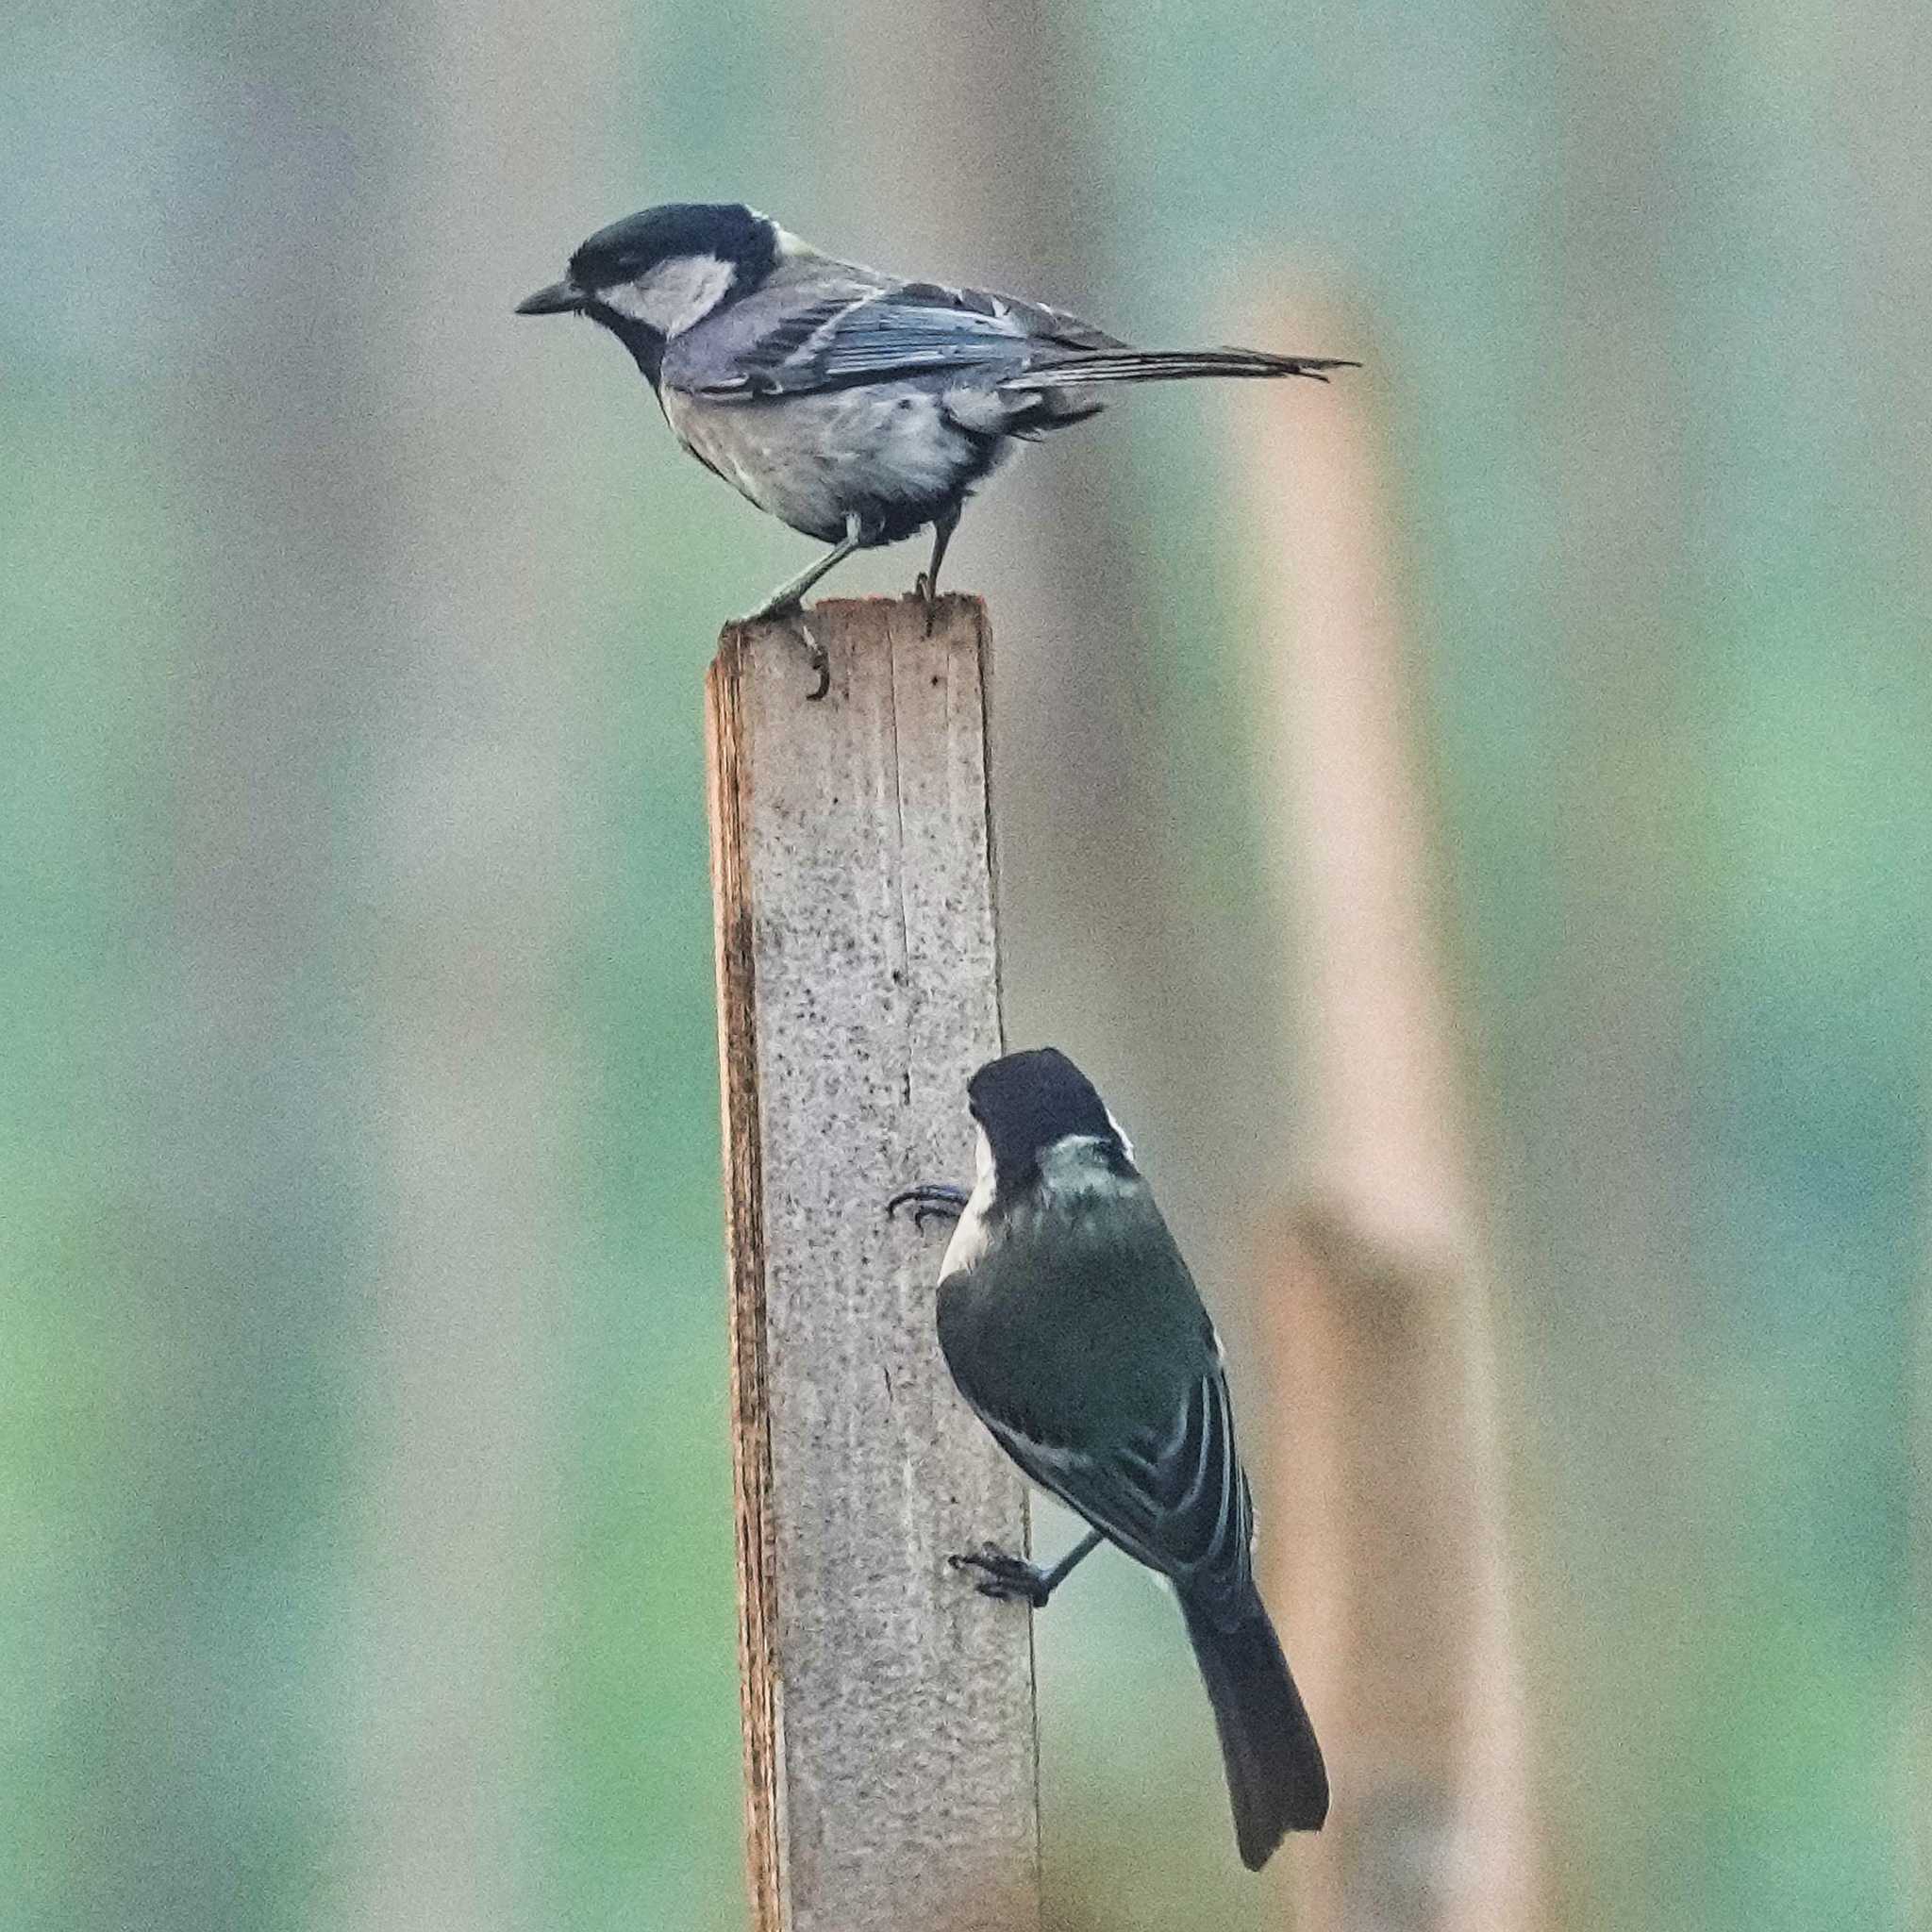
[939,1125,999,1279]
[659,383,1005,545]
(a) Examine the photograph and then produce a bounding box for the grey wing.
[974,1350,1256,1609]
[678,277,1129,401]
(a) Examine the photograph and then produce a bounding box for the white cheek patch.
[601,253,737,336]
[940,1125,997,1276]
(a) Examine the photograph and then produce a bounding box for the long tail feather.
[1006,347,1357,391]
[1181,1585,1328,1869]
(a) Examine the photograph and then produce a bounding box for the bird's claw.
[913,573,938,637]
[887,1183,968,1230]
[949,1541,1050,1607]
[789,610,829,701]
[732,603,828,700]
[802,638,830,700]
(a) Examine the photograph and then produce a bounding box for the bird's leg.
[738,513,867,623]
[913,508,960,636]
[737,513,866,700]
[886,1182,969,1232]
[950,1528,1106,1609]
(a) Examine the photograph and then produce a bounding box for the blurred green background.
[4,0,1927,1926]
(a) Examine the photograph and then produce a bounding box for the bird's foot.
[886,1182,968,1230]
[913,573,938,637]
[949,1541,1052,1608]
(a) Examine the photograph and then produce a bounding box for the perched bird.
[891,1046,1327,1868]
[516,203,1355,645]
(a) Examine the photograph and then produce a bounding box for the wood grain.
[706,593,1040,1932]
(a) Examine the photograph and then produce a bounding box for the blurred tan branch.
[1237,303,1542,1932]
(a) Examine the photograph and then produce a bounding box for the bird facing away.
[517,203,1356,628]
[891,1046,1328,1869]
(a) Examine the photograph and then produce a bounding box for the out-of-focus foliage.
[2,0,1926,1928]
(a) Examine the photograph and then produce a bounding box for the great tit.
[517,203,1355,635]
[891,1046,1327,1869]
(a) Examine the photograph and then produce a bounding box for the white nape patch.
[940,1125,997,1276]
[600,253,737,336]
[1037,1132,1137,1199]
[1103,1107,1136,1163]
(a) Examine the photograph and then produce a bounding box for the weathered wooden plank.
[706,594,1040,1932]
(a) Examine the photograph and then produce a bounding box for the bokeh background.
[5,0,1928,1927]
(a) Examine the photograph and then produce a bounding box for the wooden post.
[1234,319,1542,1932]
[705,595,1041,1932]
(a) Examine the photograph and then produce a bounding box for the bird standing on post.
[891,1046,1328,1870]
[517,203,1355,687]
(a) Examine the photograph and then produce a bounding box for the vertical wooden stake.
[1234,319,1543,1932]
[706,594,1041,1932]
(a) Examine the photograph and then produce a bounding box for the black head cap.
[516,203,780,381]
[968,1047,1127,1184]
[567,202,777,294]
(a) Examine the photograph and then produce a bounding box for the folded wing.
[682,277,1130,399]
[973,1343,1256,1614]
